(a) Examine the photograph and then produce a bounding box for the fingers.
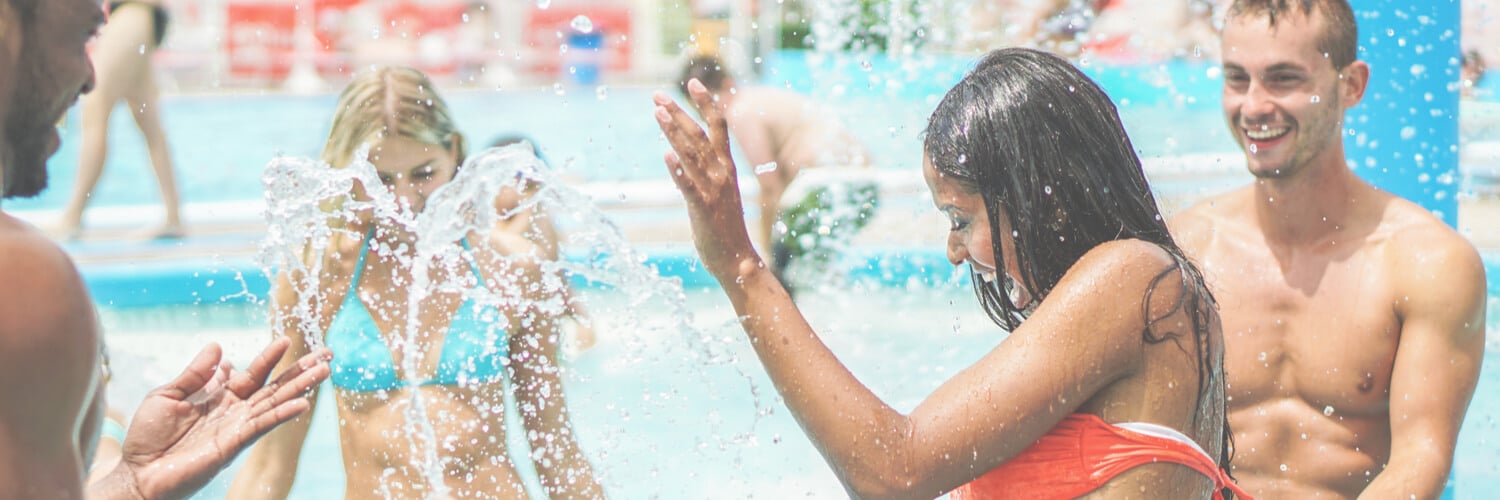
[240,398,313,448]
[227,337,292,400]
[663,151,689,191]
[652,92,709,188]
[159,343,224,400]
[686,79,732,161]
[258,347,331,407]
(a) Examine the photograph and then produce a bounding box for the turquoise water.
[11,55,1240,213]
[91,254,1500,498]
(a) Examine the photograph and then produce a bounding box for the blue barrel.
[1347,1,1461,227]
[567,30,605,86]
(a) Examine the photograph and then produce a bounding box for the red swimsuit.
[951,413,1252,499]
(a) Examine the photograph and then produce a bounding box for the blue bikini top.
[325,230,509,392]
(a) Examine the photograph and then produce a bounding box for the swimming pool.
[35,52,1499,497]
[90,251,1500,498]
[13,57,1246,215]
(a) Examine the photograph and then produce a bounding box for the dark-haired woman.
[652,47,1250,499]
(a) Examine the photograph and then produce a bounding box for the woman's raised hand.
[653,79,760,282]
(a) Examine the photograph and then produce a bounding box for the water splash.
[257,144,729,494]
[570,15,595,34]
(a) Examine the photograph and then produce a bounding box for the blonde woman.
[229,67,603,499]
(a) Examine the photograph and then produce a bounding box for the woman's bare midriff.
[334,384,527,499]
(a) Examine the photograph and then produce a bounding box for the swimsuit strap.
[1112,421,1214,463]
[346,226,375,297]
[458,236,486,284]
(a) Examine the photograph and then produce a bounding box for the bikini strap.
[458,236,487,285]
[346,226,375,296]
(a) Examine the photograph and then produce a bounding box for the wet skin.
[231,137,600,499]
[1172,7,1487,499]
[654,79,1230,498]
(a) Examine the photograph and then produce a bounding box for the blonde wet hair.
[312,67,468,260]
[321,66,467,170]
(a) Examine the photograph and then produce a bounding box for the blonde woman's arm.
[478,233,605,499]
[225,272,326,500]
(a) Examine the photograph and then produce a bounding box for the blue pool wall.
[80,248,1498,311]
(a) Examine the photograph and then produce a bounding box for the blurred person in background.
[679,54,878,295]
[1086,0,1222,62]
[57,0,184,240]
[488,134,597,353]
[1464,0,1498,98]
[230,67,603,499]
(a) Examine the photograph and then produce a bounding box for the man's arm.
[726,111,787,253]
[0,225,101,499]
[1361,229,1487,499]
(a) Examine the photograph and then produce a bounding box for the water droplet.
[1324,405,1336,416]
[1310,95,1321,103]
[1043,185,1052,195]
[553,83,565,95]
[138,44,146,54]
[570,15,594,34]
[754,162,778,174]
[595,85,609,100]
[957,154,967,164]
[1258,352,1268,361]
[1248,144,1259,154]
[1400,126,1417,140]
[860,60,873,71]
[1280,464,1289,472]
[536,0,551,8]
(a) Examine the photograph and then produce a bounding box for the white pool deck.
[13,151,1500,268]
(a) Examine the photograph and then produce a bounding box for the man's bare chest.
[1210,249,1400,414]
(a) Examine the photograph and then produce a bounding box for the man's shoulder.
[0,214,79,277]
[1167,187,1252,244]
[1376,195,1478,261]
[0,215,93,348]
[1369,196,1487,310]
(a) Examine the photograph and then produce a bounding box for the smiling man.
[1,1,331,498]
[1169,0,1487,497]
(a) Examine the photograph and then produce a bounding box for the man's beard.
[2,38,56,200]
[1,125,50,199]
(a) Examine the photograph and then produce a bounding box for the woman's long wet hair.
[322,66,467,170]
[923,48,1234,492]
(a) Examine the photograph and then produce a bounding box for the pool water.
[102,281,1005,498]
[13,59,1242,215]
[89,254,1500,499]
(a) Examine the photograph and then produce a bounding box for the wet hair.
[923,47,1233,490]
[1226,0,1359,70]
[489,133,547,164]
[678,54,731,97]
[321,66,467,170]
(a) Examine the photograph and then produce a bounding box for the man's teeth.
[1246,127,1288,140]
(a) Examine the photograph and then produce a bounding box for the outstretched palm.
[653,80,759,281]
[114,338,330,500]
